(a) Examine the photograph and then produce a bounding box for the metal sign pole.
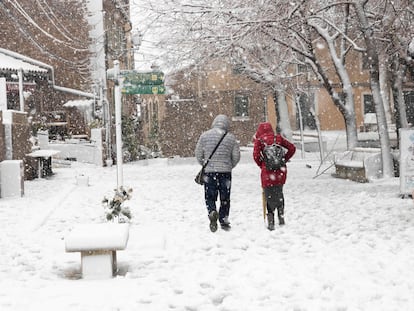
[114,60,123,189]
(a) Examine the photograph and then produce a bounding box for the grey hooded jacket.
[195,115,240,173]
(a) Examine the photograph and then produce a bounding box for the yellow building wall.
[285,39,382,131]
[316,90,345,130]
[315,84,375,131]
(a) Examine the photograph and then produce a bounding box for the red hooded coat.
[253,122,296,187]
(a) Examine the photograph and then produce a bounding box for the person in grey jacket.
[195,114,240,232]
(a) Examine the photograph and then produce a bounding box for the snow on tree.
[133,0,414,178]
[350,0,414,178]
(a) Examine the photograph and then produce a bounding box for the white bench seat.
[65,223,129,279]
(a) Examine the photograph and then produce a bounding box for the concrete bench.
[334,147,382,182]
[65,223,129,279]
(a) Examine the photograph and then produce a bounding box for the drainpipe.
[53,85,96,99]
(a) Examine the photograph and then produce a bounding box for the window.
[405,91,414,105]
[408,67,414,82]
[405,91,414,126]
[363,94,375,114]
[234,95,249,118]
[106,28,125,56]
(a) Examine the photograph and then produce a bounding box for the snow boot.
[220,216,231,231]
[267,212,275,231]
[208,210,218,232]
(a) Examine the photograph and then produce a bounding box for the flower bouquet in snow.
[102,186,133,223]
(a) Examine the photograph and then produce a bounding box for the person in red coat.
[253,122,296,230]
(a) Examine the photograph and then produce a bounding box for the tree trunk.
[379,54,392,128]
[344,111,359,150]
[354,1,394,178]
[392,59,408,128]
[274,89,293,140]
[391,59,408,148]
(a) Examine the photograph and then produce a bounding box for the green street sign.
[120,70,164,85]
[122,84,165,95]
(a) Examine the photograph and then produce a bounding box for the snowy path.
[1,151,414,310]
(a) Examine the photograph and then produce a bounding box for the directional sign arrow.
[122,84,165,95]
[120,70,164,85]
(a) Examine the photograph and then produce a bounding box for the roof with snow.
[0,48,49,74]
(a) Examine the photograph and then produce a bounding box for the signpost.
[106,64,166,187]
[120,70,165,95]
[111,61,123,188]
[121,70,164,85]
[122,84,165,95]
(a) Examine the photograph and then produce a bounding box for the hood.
[255,122,274,139]
[211,114,230,132]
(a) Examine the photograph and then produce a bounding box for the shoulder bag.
[195,132,227,185]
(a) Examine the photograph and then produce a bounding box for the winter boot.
[267,212,275,231]
[208,210,218,232]
[220,216,231,231]
[277,207,285,226]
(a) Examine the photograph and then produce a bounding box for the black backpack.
[261,137,286,171]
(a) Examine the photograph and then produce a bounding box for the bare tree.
[134,0,413,178]
[279,2,361,150]
[351,0,414,178]
[135,1,363,149]
[380,0,414,133]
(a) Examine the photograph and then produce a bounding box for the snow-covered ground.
[1,132,413,310]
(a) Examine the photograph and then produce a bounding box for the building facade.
[287,45,414,133]
[139,46,414,158]
[139,60,284,157]
[0,0,135,172]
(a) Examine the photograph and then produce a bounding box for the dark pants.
[264,185,284,215]
[204,172,232,222]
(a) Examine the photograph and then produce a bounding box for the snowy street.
[1,141,414,310]
[1,0,413,309]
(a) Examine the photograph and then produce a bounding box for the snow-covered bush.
[102,187,133,223]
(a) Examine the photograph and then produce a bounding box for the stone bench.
[334,147,382,182]
[65,223,129,279]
